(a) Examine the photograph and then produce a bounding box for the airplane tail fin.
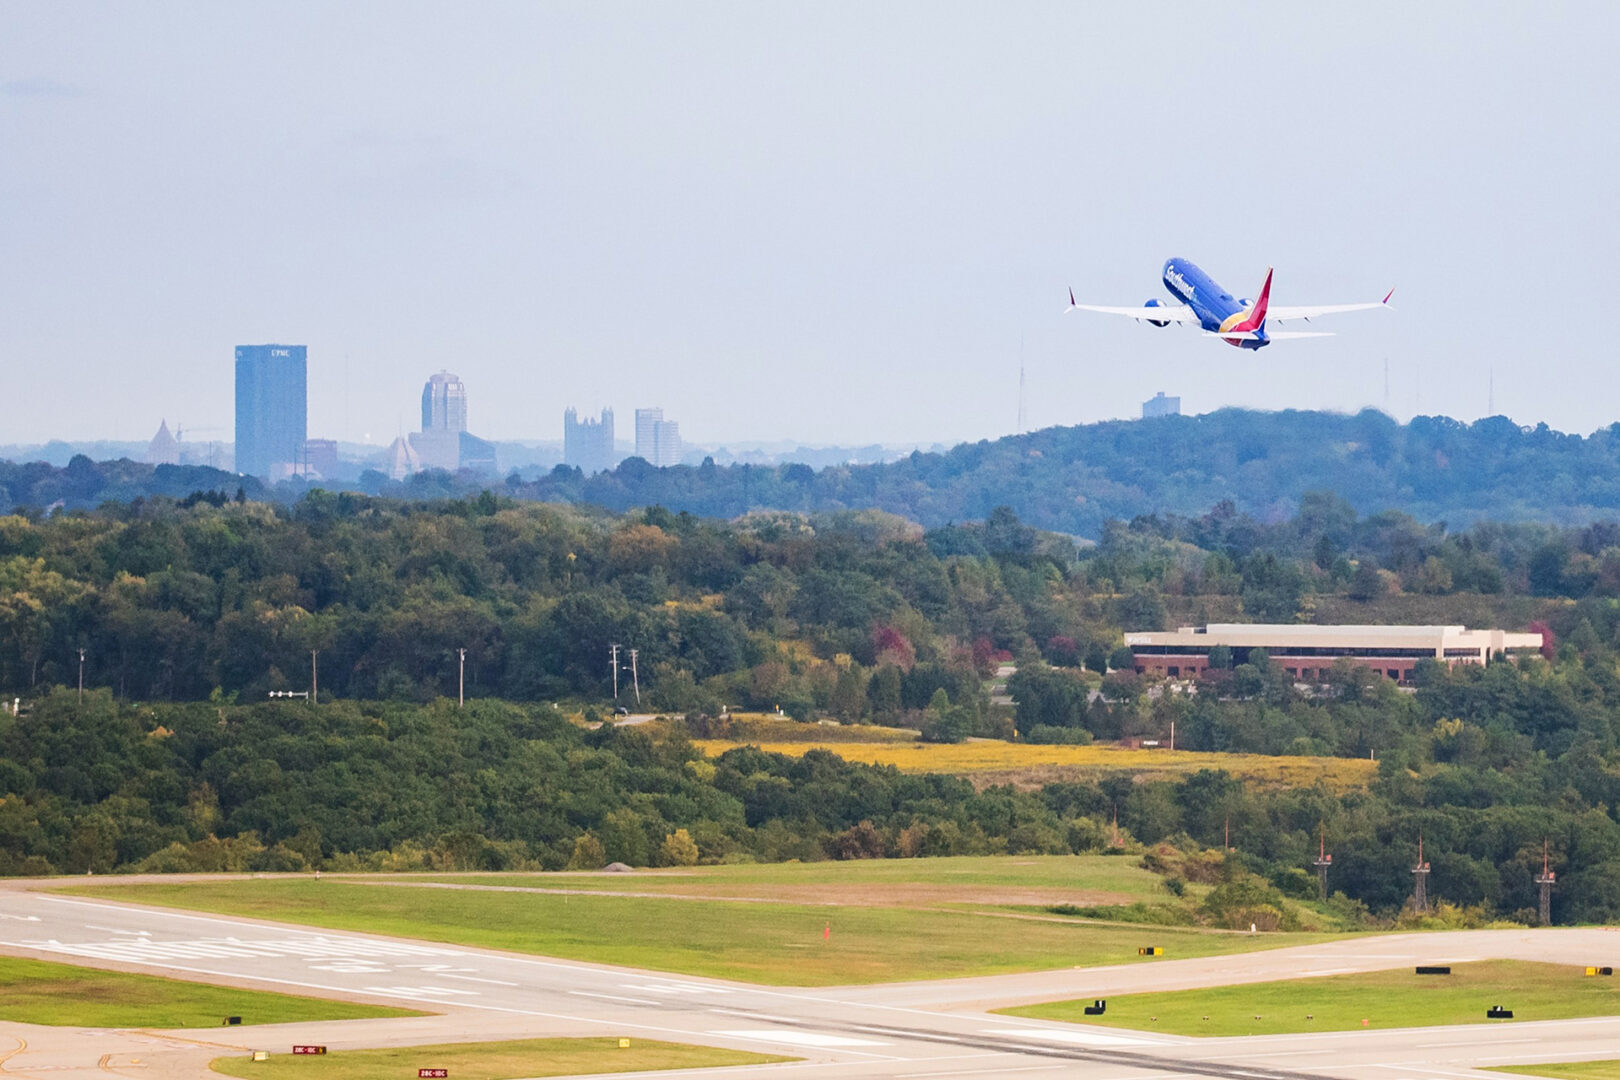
[1231,268,1273,332]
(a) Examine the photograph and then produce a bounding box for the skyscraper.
[564,407,616,474]
[421,371,468,433]
[412,370,467,471]
[635,406,683,467]
[235,345,307,479]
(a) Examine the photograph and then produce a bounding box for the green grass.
[64,877,1340,986]
[999,960,1620,1036]
[0,954,422,1028]
[1490,1062,1620,1080]
[389,853,1178,901]
[210,1037,790,1080]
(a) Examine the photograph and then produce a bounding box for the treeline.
[5,489,1620,722]
[14,409,1620,535]
[3,689,1619,925]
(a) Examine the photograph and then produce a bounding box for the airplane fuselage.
[1162,258,1269,349]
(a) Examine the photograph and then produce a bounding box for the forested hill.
[521,410,1620,538]
[8,410,1620,537]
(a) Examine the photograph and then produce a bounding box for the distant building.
[235,344,308,480]
[1142,391,1180,419]
[302,438,339,479]
[146,420,179,466]
[406,370,495,474]
[383,435,420,481]
[1124,624,1544,686]
[421,371,468,433]
[635,406,683,467]
[564,407,616,474]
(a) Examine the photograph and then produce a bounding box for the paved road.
[2,884,1618,1080]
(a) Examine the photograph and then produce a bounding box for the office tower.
[564,407,616,474]
[1142,391,1181,419]
[635,406,683,467]
[303,438,339,479]
[651,419,681,466]
[235,345,308,479]
[411,370,468,471]
[421,371,468,433]
[146,420,179,466]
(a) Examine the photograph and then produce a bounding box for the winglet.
[1382,287,1396,306]
[1064,287,1077,314]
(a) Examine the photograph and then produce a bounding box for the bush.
[1023,724,1093,745]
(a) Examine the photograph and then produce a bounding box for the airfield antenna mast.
[1535,838,1556,926]
[1016,334,1026,434]
[1412,834,1430,912]
[1313,824,1332,900]
[609,644,621,701]
[457,647,467,708]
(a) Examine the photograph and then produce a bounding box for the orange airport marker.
[824,922,831,941]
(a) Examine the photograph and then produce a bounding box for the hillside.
[9,410,1620,535]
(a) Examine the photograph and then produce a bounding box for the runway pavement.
[3,882,1618,1080]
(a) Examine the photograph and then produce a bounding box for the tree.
[658,828,700,867]
[567,833,605,870]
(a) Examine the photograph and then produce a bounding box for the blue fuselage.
[1162,258,1268,349]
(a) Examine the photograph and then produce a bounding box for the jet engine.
[1143,298,1171,327]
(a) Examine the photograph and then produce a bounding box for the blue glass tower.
[234,344,307,479]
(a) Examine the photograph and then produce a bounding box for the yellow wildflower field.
[691,738,1378,791]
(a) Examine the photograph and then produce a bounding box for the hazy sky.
[3,3,1615,449]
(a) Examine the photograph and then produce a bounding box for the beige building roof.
[1125,624,1543,658]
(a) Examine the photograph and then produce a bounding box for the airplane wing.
[1266,289,1395,325]
[1064,290,1201,324]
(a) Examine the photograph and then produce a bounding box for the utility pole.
[1412,835,1430,913]
[457,648,467,708]
[628,648,641,707]
[1224,815,1231,852]
[310,650,319,706]
[609,643,621,701]
[77,648,86,702]
[1536,838,1556,926]
[1313,824,1333,901]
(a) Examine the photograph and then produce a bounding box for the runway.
[2,883,1617,1080]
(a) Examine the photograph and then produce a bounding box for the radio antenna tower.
[1017,334,1027,434]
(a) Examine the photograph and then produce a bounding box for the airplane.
[1065,259,1393,350]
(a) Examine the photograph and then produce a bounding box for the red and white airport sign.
[419,1070,449,1078]
[291,1045,327,1055]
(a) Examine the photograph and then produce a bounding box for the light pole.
[77,648,86,702]
[628,648,641,707]
[457,647,467,707]
[310,650,319,706]
[609,643,621,701]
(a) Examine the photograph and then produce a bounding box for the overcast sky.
[3,3,1615,449]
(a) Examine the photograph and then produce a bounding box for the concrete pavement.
[3,882,1618,1080]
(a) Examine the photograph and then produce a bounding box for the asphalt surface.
[3,882,1619,1080]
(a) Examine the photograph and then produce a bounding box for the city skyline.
[3,6,1616,447]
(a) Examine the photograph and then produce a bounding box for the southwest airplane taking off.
[1066,259,1393,350]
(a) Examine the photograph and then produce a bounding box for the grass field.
[999,960,1620,1036]
[65,876,1340,986]
[1491,1062,1620,1080]
[391,854,1180,906]
[690,738,1378,792]
[0,954,422,1028]
[210,1037,789,1080]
